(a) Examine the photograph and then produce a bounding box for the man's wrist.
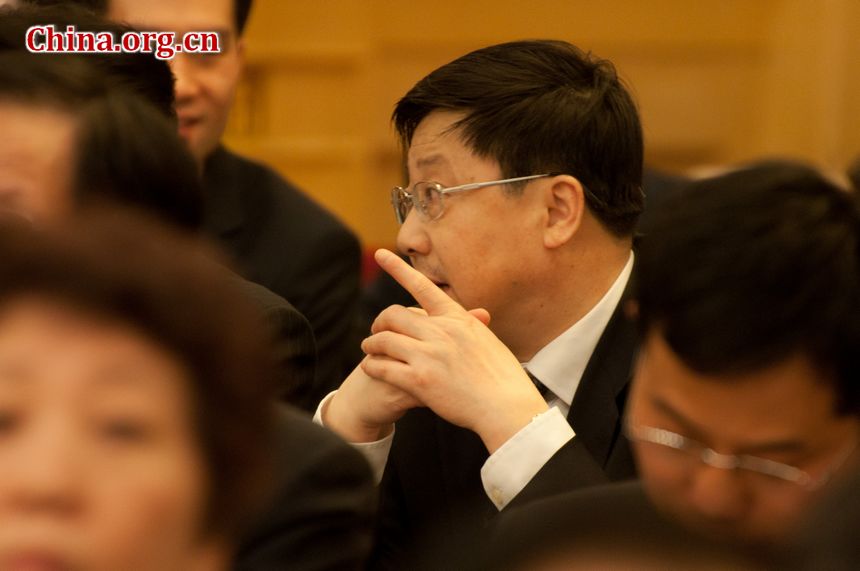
[324,391,394,443]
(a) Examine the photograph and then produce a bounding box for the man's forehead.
[406,112,498,178]
[635,333,846,446]
[109,0,235,33]
[410,110,467,146]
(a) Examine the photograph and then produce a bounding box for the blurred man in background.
[105,0,363,405]
[627,163,859,545]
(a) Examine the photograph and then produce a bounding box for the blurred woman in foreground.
[0,210,275,571]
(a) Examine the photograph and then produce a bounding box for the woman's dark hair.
[0,209,276,537]
[0,52,202,230]
[393,39,644,237]
[635,162,860,415]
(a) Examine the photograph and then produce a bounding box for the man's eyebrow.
[136,26,232,41]
[203,28,231,43]
[414,154,444,169]
[649,395,707,441]
[649,395,806,456]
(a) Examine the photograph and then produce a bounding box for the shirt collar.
[522,252,634,406]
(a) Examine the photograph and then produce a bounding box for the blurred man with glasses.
[317,40,645,567]
[625,161,859,545]
[490,162,860,562]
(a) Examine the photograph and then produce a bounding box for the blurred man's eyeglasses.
[389,174,553,225]
[625,422,856,490]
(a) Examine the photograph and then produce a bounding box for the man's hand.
[360,249,549,453]
[324,361,421,443]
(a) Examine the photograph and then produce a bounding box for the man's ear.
[235,37,246,65]
[543,175,586,249]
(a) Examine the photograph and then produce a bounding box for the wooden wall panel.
[223,0,859,247]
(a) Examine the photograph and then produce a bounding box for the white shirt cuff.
[313,390,393,484]
[480,406,575,510]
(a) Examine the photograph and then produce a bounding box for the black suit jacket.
[236,405,377,571]
[372,302,639,569]
[234,276,316,403]
[409,483,658,570]
[203,147,363,410]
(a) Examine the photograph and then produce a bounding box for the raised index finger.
[374,249,462,316]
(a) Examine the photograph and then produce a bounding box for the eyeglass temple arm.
[440,173,555,195]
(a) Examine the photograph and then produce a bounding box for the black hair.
[0,52,202,230]
[0,209,275,538]
[20,0,107,11]
[635,161,860,415]
[848,157,860,192]
[393,39,644,237]
[1,3,176,119]
[235,0,253,35]
[23,0,254,35]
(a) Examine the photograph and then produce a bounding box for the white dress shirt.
[315,253,634,506]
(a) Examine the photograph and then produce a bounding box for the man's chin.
[176,131,215,165]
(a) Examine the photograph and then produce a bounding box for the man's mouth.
[432,281,452,296]
[177,116,202,138]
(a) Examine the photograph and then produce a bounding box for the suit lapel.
[567,295,638,467]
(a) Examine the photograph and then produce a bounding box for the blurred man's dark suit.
[204,147,363,411]
[236,276,316,404]
[236,404,377,571]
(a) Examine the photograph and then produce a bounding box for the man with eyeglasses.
[488,162,860,559]
[316,40,644,567]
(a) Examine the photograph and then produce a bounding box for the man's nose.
[687,464,749,523]
[170,55,202,105]
[395,209,430,258]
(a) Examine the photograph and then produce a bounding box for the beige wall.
[223,0,860,247]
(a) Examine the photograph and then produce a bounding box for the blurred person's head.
[391,40,643,357]
[0,210,275,570]
[627,162,860,545]
[1,3,176,120]
[0,52,201,229]
[106,0,252,165]
[460,484,766,571]
[504,526,760,571]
